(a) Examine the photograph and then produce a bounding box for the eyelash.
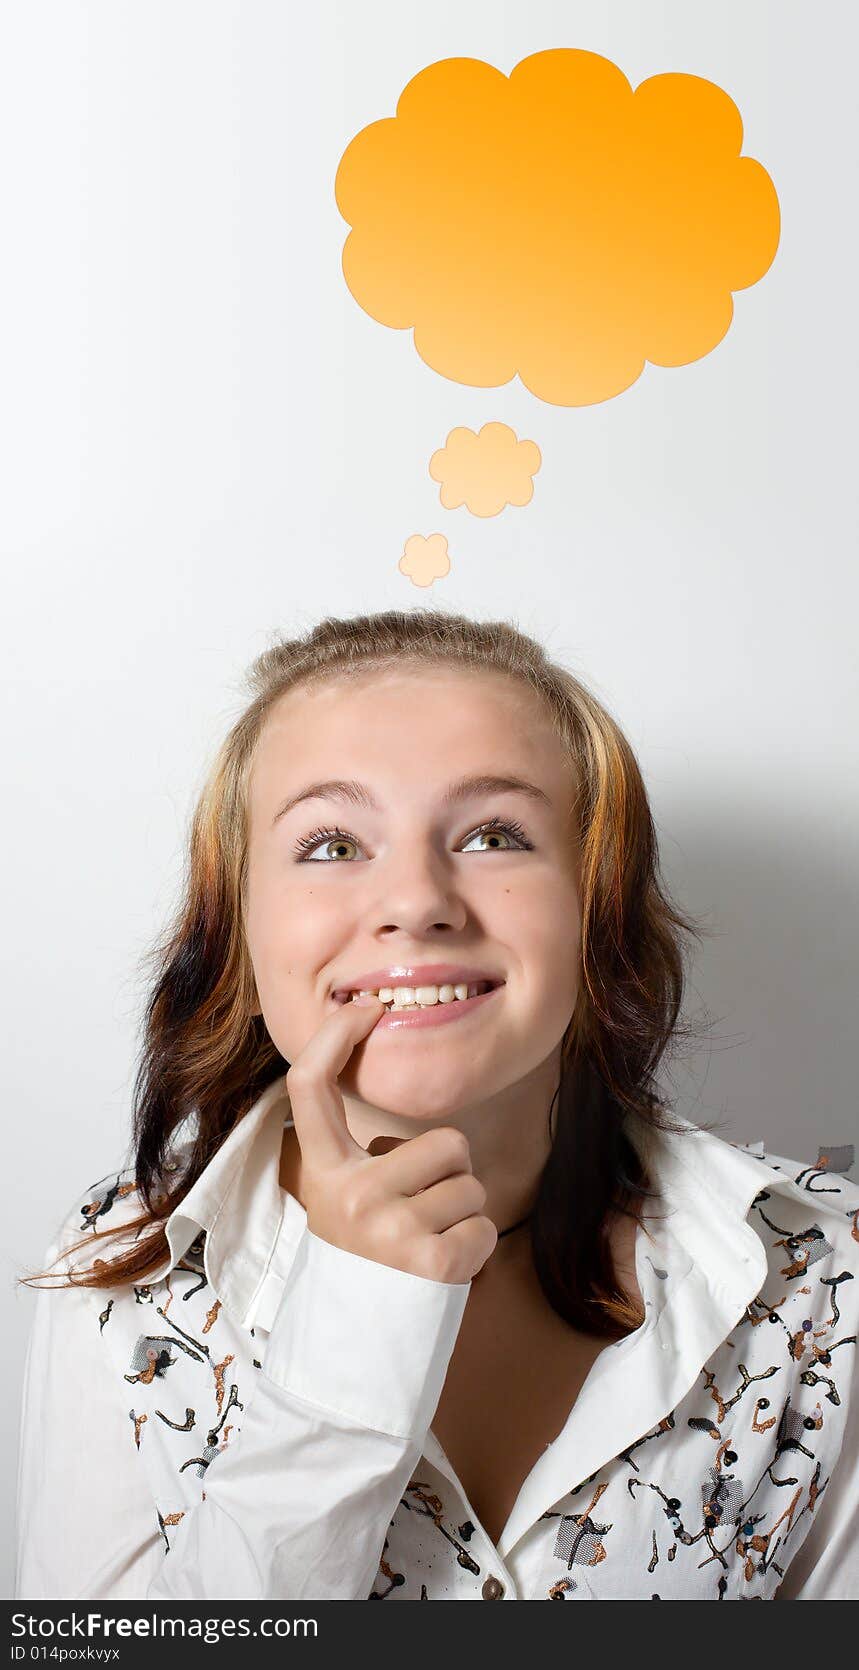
[291,816,535,862]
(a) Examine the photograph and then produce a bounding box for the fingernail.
[353,992,382,1007]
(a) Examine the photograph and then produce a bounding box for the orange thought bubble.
[336,49,780,407]
[429,422,541,516]
[399,533,451,587]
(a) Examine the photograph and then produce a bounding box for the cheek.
[247,869,343,971]
[518,981,579,1060]
[501,877,581,984]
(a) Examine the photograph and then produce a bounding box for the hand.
[284,995,498,1284]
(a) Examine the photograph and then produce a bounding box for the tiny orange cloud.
[399,533,451,587]
[429,421,541,516]
[336,49,780,406]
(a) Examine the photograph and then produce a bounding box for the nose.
[365,839,469,939]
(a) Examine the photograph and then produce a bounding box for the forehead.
[248,666,574,814]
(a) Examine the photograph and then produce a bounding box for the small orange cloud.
[399,533,451,587]
[429,422,541,516]
[335,49,780,406]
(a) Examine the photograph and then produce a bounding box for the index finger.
[285,995,384,1170]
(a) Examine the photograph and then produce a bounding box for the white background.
[2,0,857,1598]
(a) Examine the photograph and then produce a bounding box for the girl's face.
[244,666,582,1126]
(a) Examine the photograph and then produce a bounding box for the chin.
[350,1069,473,1124]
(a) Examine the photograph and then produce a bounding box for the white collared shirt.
[14,1076,859,1600]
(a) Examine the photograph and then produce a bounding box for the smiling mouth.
[338,982,504,1032]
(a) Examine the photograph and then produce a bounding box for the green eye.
[461,826,516,851]
[299,831,358,862]
[292,817,534,862]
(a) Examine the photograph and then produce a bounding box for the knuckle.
[465,1174,487,1212]
[478,1215,500,1254]
[438,1126,471,1168]
[376,1202,414,1248]
[420,1240,459,1284]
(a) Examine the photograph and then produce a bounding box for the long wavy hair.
[21,608,719,1337]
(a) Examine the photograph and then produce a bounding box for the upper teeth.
[349,983,481,1008]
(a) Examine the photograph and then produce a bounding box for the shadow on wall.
[646,799,859,1163]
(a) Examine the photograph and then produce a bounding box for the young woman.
[15,609,859,1600]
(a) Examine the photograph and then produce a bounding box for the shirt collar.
[622,1107,776,1306]
[147,1072,295,1326]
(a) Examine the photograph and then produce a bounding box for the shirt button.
[481,1576,505,1600]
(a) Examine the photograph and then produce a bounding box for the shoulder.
[733,1139,859,1401]
[37,1160,196,1366]
[738,1134,857,1193]
[23,1167,152,1383]
[43,1156,186,1304]
[45,1161,145,1271]
[735,1137,859,1263]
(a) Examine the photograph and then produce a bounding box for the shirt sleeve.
[16,1218,470,1602]
[14,1243,166,1601]
[774,1342,859,1600]
[147,1229,471,1601]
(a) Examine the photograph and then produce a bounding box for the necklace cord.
[497,1212,532,1239]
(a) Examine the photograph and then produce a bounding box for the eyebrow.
[271,773,553,828]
